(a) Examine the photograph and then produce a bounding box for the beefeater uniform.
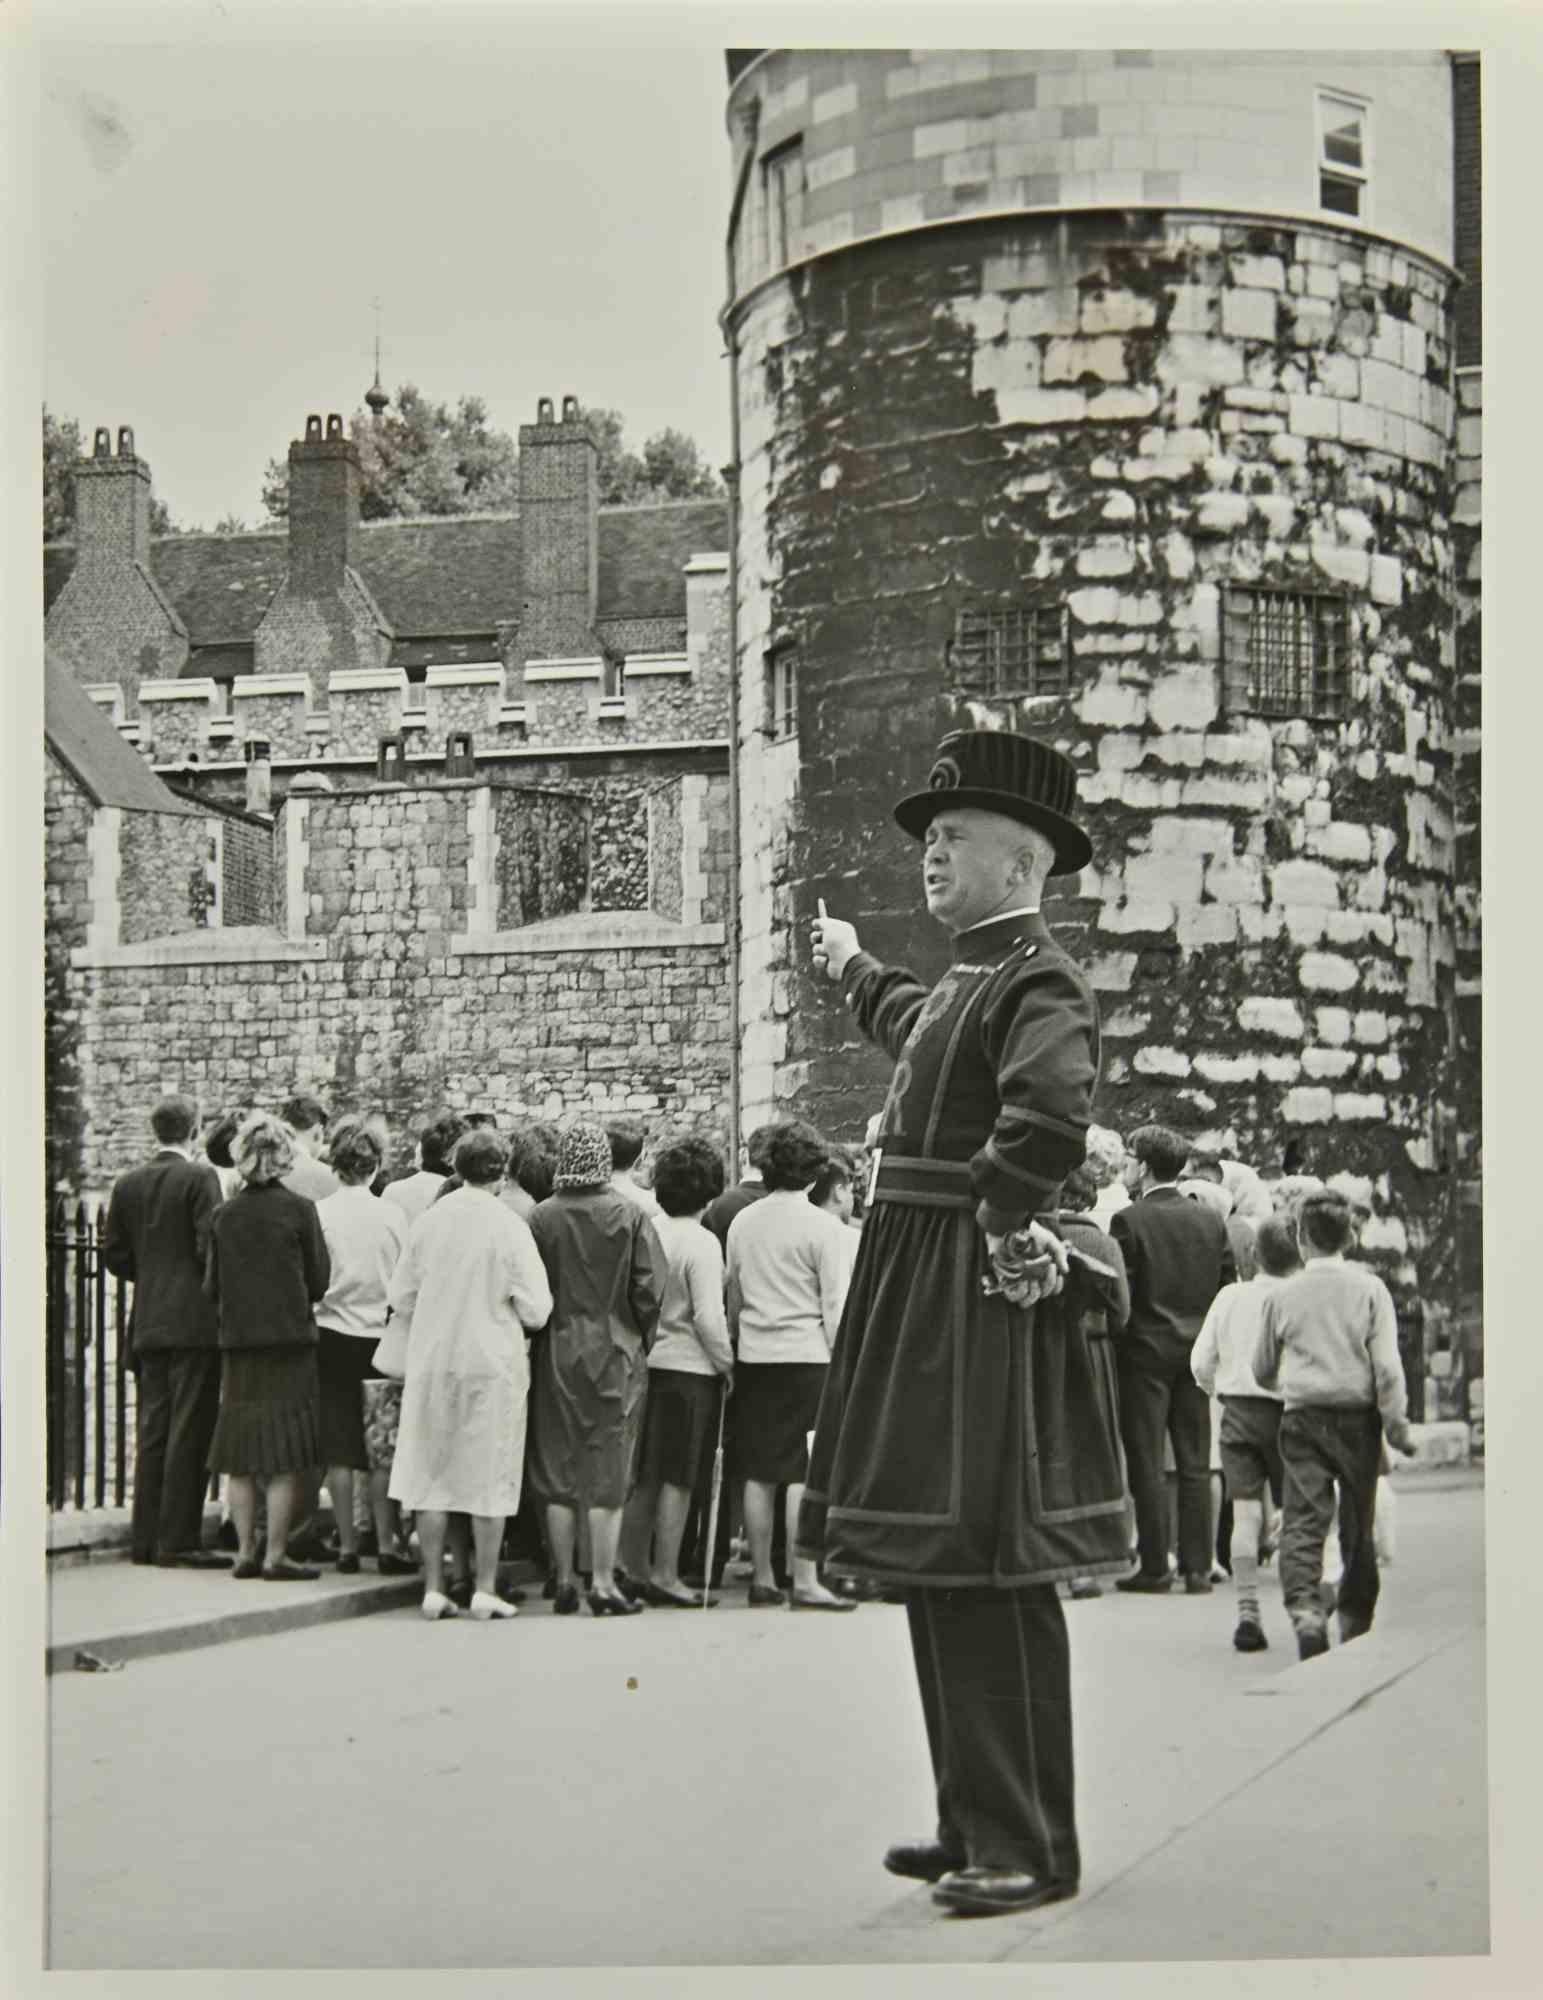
[798,733,1128,1891]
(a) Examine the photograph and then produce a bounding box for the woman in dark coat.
[205,1112,331,1581]
[526,1123,665,1616]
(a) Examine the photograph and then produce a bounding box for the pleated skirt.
[207,1344,322,1476]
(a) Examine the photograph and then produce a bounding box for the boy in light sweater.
[1252,1192,1414,1661]
[1191,1214,1301,1656]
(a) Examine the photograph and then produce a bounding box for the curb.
[49,1575,422,1675]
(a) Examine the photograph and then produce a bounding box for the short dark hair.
[453,1129,508,1188]
[202,1110,243,1169]
[281,1094,329,1137]
[745,1123,779,1173]
[463,1110,500,1130]
[507,1121,561,1203]
[329,1115,383,1187]
[607,1121,647,1173]
[652,1136,726,1217]
[151,1095,198,1146]
[420,1110,467,1175]
[1128,1124,1192,1185]
[1254,1215,1303,1277]
[807,1155,851,1209]
[1058,1164,1099,1214]
[1297,1191,1355,1256]
[759,1120,830,1193]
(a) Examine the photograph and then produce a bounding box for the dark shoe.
[155,1550,234,1570]
[790,1590,858,1612]
[1115,1570,1173,1594]
[447,1579,474,1611]
[1233,1618,1269,1653]
[643,1580,714,1609]
[588,1588,643,1617]
[1296,1622,1330,1661]
[884,1838,966,1884]
[553,1582,583,1616]
[748,1582,788,1608]
[1184,1573,1214,1596]
[261,1560,320,1582]
[336,1552,361,1575]
[932,1867,1078,1918]
[232,1559,262,1580]
[613,1568,645,1604]
[377,1550,419,1576]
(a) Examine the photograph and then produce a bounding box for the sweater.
[1190,1273,1288,1401]
[726,1189,850,1364]
[647,1214,734,1378]
[206,1180,330,1351]
[1251,1257,1410,1438]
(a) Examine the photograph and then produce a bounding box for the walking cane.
[700,1376,729,1611]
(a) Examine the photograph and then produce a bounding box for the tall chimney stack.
[73,425,154,566]
[514,394,600,666]
[285,413,360,594]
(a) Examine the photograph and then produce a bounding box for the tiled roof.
[42,498,728,647]
[45,660,202,816]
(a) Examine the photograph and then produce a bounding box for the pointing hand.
[810,900,861,982]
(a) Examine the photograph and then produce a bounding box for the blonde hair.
[232,1112,295,1186]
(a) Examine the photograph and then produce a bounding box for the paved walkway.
[46,1481,1486,1968]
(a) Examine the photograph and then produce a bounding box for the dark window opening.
[1223,588,1350,721]
[947,604,1071,699]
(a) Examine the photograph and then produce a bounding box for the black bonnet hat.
[893,730,1093,876]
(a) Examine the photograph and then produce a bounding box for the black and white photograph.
[3,0,1530,1984]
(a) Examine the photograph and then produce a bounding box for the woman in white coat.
[387,1129,553,1622]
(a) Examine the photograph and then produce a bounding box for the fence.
[46,1196,132,1511]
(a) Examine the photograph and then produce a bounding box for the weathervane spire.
[365,297,389,419]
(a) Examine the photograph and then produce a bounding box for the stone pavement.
[45,1477,1485,1968]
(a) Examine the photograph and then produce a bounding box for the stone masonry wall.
[221,812,277,926]
[119,808,216,943]
[494,790,590,926]
[649,780,684,921]
[734,209,1462,1322]
[45,756,94,1190]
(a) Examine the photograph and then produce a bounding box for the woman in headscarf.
[387,1129,553,1622]
[526,1122,666,1616]
[205,1112,330,1581]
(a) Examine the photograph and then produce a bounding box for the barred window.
[948,604,1070,699]
[1223,588,1350,720]
[767,645,799,742]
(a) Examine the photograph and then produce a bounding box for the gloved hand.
[982,1222,1068,1307]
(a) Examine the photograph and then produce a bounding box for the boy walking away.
[1191,1216,1301,1653]
[1252,1192,1414,1661]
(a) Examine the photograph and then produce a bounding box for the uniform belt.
[870,1154,976,1211]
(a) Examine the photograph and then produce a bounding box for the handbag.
[372,1313,410,1382]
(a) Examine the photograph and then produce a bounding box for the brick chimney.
[253,412,392,687]
[515,394,600,665]
[287,413,360,593]
[44,425,189,699]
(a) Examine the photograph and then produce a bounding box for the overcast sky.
[40,2,734,530]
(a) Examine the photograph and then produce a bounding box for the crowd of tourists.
[103,1090,1411,1653]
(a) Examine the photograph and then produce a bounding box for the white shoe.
[421,1590,458,1621]
[469,1590,518,1621]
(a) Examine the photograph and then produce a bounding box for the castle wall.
[44,757,95,1190]
[732,205,1461,1328]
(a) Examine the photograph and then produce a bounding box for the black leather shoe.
[1296,1622,1330,1661]
[1233,1618,1268,1652]
[587,1588,643,1617]
[748,1582,788,1608]
[884,1839,966,1884]
[931,1867,1078,1917]
[156,1550,234,1570]
[553,1581,582,1616]
[1115,1570,1173,1594]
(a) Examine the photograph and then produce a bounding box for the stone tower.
[722,49,1479,1391]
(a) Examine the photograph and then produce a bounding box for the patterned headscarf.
[554,1121,613,1192]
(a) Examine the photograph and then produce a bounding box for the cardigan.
[205,1180,330,1351]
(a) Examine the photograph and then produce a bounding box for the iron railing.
[45,1196,132,1511]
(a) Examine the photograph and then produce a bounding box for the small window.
[1317,91,1369,219]
[602,652,625,701]
[404,674,427,713]
[1222,588,1350,720]
[948,604,1071,700]
[767,645,800,742]
[213,679,234,720]
[763,138,805,271]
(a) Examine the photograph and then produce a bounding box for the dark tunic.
[799,911,1131,1588]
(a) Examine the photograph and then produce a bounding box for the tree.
[43,406,175,540]
[259,390,721,521]
[260,385,520,522]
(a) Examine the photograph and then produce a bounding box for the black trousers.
[905,1585,1079,1883]
[131,1347,221,1559]
[1279,1405,1383,1635]
[1116,1351,1213,1579]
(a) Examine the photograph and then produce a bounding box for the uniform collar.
[950,909,1051,964]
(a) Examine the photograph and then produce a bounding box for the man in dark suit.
[1110,1123,1237,1594]
[103,1094,230,1569]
